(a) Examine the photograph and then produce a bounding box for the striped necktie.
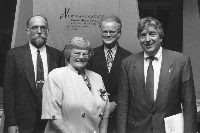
[36,49,44,112]
[106,49,113,73]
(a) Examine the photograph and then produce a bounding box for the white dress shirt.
[144,47,162,101]
[29,43,48,82]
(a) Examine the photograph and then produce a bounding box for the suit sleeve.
[86,55,93,71]
[3,50,17,126]
[86,48,97,71]
[181,57,197,133]
[42,70,63,120]
[116,62,130,133]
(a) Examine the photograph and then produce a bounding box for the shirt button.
[82,113,85,117]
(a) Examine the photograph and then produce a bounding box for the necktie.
[146,56,155,107]
[106,49,113,73]
[36,49,44,112]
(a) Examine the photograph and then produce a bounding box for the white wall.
[32,0,141,53]
[118,0,141,54]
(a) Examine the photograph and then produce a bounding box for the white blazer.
[42,65,110,133]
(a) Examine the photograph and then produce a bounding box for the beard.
[30,36,47,48]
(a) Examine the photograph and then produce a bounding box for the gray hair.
[99,15,122,32]
[137,17,164,39]
[63,37,93,62]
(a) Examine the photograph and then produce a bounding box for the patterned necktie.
[106,49,113,73]
[83,75,91,91]
[146,56,155,107]
[36,49,44,112]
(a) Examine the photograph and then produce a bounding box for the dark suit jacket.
[87,44,132,103]
[3,43,65,133]
[116,48,197,133]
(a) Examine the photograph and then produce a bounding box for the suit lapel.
[154,49,174,109]
[21,43,37,95]
[95,45,108,72]
[134,52,153,108]
[46,45,57,73]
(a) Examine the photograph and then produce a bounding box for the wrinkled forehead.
[102,21,119,29]
[71,48,89,53]
[140,26,158,34]
[28,16,47,27]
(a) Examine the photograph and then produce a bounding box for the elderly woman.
[41,37,110,133]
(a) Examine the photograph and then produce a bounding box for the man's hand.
[8,125,19,133]
[109,101,117,113]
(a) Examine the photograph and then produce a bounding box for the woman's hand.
[109,101,117,114]
[8,125,19,133]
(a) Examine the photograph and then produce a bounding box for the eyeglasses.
[102,30,119,35]
[29,26,48,32]
[71,52,90,58]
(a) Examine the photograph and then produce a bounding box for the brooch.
[98,89,110,101]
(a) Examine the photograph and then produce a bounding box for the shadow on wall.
[198,0,200,18]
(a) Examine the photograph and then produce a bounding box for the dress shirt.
[29,43,48,82]
[104,44,117,60]
[104,44,118,72]
[144,47,162,101]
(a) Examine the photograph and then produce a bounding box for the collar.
[104,44,118,53]
[144,47,162,60]
[67,64,87,75]
[68,64,78,74]
[29,42,46,54]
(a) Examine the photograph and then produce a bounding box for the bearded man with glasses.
[87,15,132,133]
[3,15,65,133]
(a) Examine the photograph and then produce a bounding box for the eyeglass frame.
[71,51,91,59]
[101,30,120,36]
[28,25,48,32]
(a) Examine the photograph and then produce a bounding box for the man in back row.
[87,15,132,132]
[116,17,197,133]
[3,15,65,133]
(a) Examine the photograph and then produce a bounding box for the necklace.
[82,75,91,91]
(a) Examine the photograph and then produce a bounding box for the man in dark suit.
[116,17,197,133]
[87,15,132,133]
[3,15,65,133]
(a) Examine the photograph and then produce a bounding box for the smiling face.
[69,48,90,72]
[26,16,49,48]
[101,21,121,49]
[139,26,162,56]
